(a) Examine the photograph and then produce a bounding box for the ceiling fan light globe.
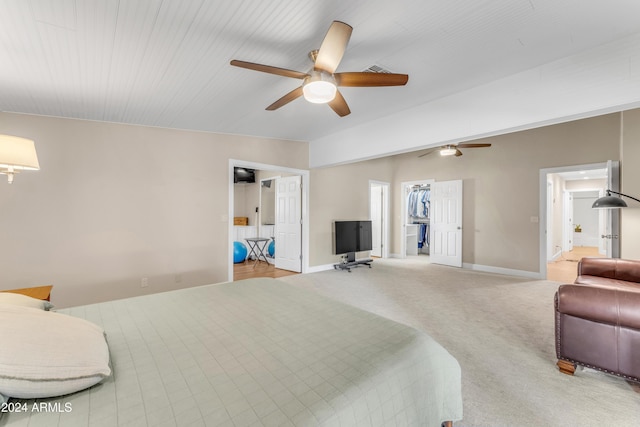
[302,72,337,104]
[440,147,457,156]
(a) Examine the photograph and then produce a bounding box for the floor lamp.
[592,190,640,209]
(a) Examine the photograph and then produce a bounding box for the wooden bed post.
[557,359,576,376]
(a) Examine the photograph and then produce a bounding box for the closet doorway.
[400,179,464,267]
[369,181,390,258]
[401,180,434,260]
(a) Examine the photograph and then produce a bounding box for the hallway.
[547,246,603,283]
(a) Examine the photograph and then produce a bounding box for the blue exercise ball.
[233,241,247,263]
[268,240,275,257]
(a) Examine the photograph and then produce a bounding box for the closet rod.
[411,184,430,190]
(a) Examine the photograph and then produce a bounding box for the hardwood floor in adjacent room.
[233,260,299,281]
[547,246,604,283]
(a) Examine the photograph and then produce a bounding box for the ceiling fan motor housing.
[302,70,337,103]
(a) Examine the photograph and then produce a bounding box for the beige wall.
[622,109,640,258]
[0,113,308,307]
[309,158,394,266]
[391,113,620,272]
[311,113,622,272]
[3,109,639,307]
[233,182,258,224]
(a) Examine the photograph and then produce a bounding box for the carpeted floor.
[279,257,640,427]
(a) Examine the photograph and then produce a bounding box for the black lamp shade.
[592,195,628,209]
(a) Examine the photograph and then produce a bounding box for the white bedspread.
[1,278,462,426]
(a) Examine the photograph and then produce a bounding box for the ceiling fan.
[230,21,409,117]
[418,143,492,157]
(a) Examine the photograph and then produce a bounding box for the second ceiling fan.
[418,143,492,157]
[230,21,409,117]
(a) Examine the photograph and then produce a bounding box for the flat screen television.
[234,167,255,183]
[334,220,373,261]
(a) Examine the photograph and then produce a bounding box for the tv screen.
[234,167,255,183]
[334,220,373,255]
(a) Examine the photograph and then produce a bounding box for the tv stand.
[333,252,373,272]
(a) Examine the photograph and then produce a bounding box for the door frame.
[369,180,390,258]
[538,161,618,279]
[229,160,309,282]
[546,180,554,261]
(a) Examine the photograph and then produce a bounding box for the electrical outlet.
[141,277,149,288]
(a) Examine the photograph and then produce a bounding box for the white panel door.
[370,184,382,257]
[275,175,302,272]
[430,180,462,267]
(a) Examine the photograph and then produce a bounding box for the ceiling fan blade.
[328,89,351,117]
[456,143,492,148]
[417,149,437,158]
[455,149,463,157]
[230,60,308,79]
[266,86,304,111]
[335,72,409,87]
[314,21,353,74]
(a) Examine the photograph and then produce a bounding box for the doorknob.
[457,226,462,230]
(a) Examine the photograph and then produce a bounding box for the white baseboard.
[389,253,403,258]
[307,259,542,279]
[306,264,335,273]
[550,250,562,262]
[462,263,543,279]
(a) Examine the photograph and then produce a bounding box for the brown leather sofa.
[555,257,640,383]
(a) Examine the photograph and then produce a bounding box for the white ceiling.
[2,0,640,160]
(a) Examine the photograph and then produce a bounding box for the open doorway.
[229,160,309,282]
[540,161,620,281]
[400,179,434,261]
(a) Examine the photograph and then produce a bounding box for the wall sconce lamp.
[592,189,640,209]
[0,135,40,184]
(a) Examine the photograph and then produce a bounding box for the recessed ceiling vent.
[363,64,392,73]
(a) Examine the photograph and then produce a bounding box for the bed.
[1,278,462,426]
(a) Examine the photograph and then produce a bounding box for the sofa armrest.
[556,284,640,329]
[577,257,640,284]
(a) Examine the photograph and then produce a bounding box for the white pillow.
[0,292,53,310]
[0,303,111,399]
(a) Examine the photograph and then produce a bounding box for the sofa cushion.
[575,275,640,291]
[577,257,640,284]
